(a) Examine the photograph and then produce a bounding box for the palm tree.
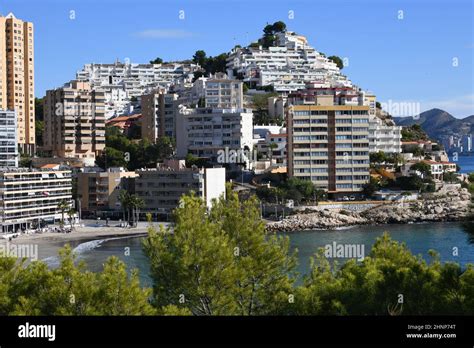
[57,200,70,229]
[67,208,76,230]
[268,142,278,164]
[128,195,145,227]
[118,190,130,226]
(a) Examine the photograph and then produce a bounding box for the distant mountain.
[393,108,474,141]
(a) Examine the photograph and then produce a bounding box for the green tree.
[57,200,70,228]
[143,191,297,315]
[149,57,163,64]
[192,50,207,67]
[362,177,380,198]
[443,171,460,183]
[370,151,387,165]
[290,234,474,315]
[35,120,44,147]
[328,55,344,69]
[411,162,432,178]
[19,154,32,168]
[0,245,154,315]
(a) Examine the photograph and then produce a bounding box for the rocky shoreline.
[266,188,473,232]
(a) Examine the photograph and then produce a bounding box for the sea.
[40,156,474,286]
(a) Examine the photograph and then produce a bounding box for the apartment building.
[76,62,200,118]
[175,106,254,163]
[368,115,402,154]
[132,159,225,218]
[175,76,253,165]
[141,89,178,142]
[226,31,352,93]
[0,13,35,154]
[254,126,287,165]
[43,81,106,166]
[401,160,445,181]
[77,167,138,218]
[0,167,73,232]
[0,109,18,167]
[287,104,370,194]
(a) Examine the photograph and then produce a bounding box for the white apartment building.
[0,110,18,167]
[0,168,73,232]
[368,115,402,154]
[226,31,352,93]
[176,106,254,162]
[76,61,200,118]
[401,160,444,180]
[175,76,253,165]
[254,126,287,165]
[133,159,225,217]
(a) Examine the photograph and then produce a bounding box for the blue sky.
[1,0,473,117]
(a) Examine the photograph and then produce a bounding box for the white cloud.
[420,94,474,118]
[134,29,197,39]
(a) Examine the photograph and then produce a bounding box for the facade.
[141,90,178,142]
[368,115,402,154]
[133,160,225,217]
[254,127,287,165]
[226,31,352,93]
[0,109,18,167]
[401,160,457,181]
[175,76,253,164]
[0,168,73,232]
[0,13,35,154]
[76,62,200,118]
[76,167,138,218]
[287,104,370,193]
[175,106,254,163]
[43,80,106,166]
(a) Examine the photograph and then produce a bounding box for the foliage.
[443,171,460,183]
[260,21,287,48]
[289,234,474,315]
[256,177,326,204]
[192,50,228,75]
[35,120,44,147]
[401,124,429,141]
[328,55,344,69]
[0,245,154,315]
[411,162,432,178]
[362,177,380,198]
[149,57,163,64]
[19,154,32,168]
[96,127,175,170]
[143,191,297,315]
[252,92,279,125]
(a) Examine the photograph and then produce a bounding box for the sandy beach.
[0,221,171,260]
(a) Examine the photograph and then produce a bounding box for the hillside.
[394,108,474,141]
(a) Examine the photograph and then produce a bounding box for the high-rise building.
[287,103,370,194]
[141,89,178,142]
[43,81,106,166]
[0,13,35,154]
[0,109,18,167]
[175,76,253,165]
